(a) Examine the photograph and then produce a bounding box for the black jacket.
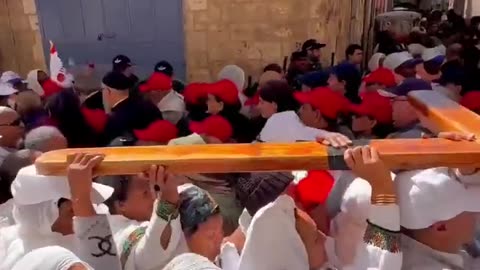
[101,96,162,145]
[83,91,104,110]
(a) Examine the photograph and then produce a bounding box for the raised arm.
[67,153,121,270]
[343,146,402,270]
[123,165,186,270]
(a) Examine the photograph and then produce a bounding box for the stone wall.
[184,0,364,82]
[0,0,365,81]
[0,0,46,76]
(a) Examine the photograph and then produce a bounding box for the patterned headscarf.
[179,184,220,236]
[235,172,294,216]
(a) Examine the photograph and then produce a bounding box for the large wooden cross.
[35,90,480,176]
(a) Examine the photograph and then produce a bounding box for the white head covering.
[395,167,480,229]
[11,165,113,206]
[238,195,310,270]
[217,65,245,92]
[11,246,92,270]
[26,69,45,96]
[368,53,386,72]
[13,200,59,236]
[162,253,220,270]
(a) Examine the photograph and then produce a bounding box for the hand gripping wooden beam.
[35,91,480,176]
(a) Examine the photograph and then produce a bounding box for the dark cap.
[290,51,308,62]
[102,71,133,91]
[302,39,326,52]
[235,172,294,216]
[300,71,329,88]
[378,78,432,97]
[112,55,132,71]
[154,61,174,77]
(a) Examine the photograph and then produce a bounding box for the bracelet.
[364,220,401,253]
[371,194,397,205]
[156,200,179,222]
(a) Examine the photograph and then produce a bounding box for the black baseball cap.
[102,71,134,91]
[154,61,174,77]
[302,39,326,52]
[112,55,133,71]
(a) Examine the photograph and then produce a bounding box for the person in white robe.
[0,164,113,270]
[11,246,93,270]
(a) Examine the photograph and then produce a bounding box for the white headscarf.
[238,195,310,270]
[217,65,245,92]
[11,246,92,270]
[367,53,386,72]
[162,253,220,270]
[26,69,45,96]
[0,201,75,269]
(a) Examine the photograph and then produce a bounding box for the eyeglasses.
[0,118,23,127]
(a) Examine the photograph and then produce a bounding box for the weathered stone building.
[0,0,367,81]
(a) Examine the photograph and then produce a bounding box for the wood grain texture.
[409,90,480,136]
[35,139,480,176]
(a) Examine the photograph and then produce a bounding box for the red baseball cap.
[206,80,239,105]
[461,91,480,112]
[244,93,260,106]
[189,115,233,142]
[294,87,350,119]
[183,83,208,105]
[363,67,397,88]
[349,92,392,124]
[293,170,334,211]
[139,72,172,92]
[134,120,178,144]
[81,108,108,134]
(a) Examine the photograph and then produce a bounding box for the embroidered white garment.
[163,253,220,270]
[259,111,330,142]
[0,199,14,227]
[11,245,92,270]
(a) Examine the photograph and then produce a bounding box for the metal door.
[35,0,186,79]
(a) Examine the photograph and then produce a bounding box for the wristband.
[156,200,179,222]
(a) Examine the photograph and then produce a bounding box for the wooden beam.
[409,90,480,136]
[35,139,480,176]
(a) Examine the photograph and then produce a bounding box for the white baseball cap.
[422,47,445,63]
[408,43,426,56]
[0,83,18,96]
[11,165,114,205]
[395,167,480,230]
[384,52,422,71]
[0,71,23,85]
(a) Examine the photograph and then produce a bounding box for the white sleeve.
[128,201,185,270]
[349,205,402,270]
[73,215,121,270]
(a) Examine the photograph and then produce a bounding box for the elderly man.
[0,106,24,165]
[24,126,67,153]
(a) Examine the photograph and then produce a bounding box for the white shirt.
[0,199,14,227]
[158,90,185,114]
[259,111,330,143]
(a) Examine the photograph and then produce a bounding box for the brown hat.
[235,172,294,216]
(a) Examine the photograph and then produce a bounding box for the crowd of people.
[1,8,480,270]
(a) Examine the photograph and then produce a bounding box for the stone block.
[22,0,36,14]
[6,0,24,15]
[225,2,269,23]
[254,42,282,63]
[10,15,31,32]
[187,0,207,11]
[188,68,211,82]
[229,24,255,41]
[28,15,39,31]
[185,31,207,52]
